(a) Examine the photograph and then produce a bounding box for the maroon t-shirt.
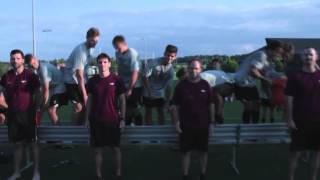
[0,69,40,112]
[284,70,320,123]
[87,74,126,125]
[172,79,214,128]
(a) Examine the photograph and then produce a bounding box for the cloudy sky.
[0,0,319,60]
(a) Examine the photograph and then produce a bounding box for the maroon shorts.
[179,127,209,153]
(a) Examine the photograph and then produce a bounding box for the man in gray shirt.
[63,27,100,124]
[234,40,284,124]
[142,45,178,125]
[113,35,143,126]
[25,54,67,125]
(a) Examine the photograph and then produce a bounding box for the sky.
[0,0,320,60]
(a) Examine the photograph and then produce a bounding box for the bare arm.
[76,69,88,105]
[127,70,139,97]
[119,93,126,129]
[285,96,296,130]
[42,82,50,106]
[251,67,271,83]
[142,76,152,97]
[209,103,215,124]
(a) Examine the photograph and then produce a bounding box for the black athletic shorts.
[214,83,235,97]
[260,98,272,107]
[235,85,259,101]
[126,87,142,108]
[90,121,121,147]
[49,93,69,107]
[290,122,320,151]
[65,83,84,104]
[179,127,209,153]
[143,97,165,108]
[7,110,36,143]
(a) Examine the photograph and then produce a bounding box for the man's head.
[86,27,100,48]
[303,47,318,67]
[176,67,188,81]
[163,44,178,65]
[209,58,221,70]
[282,43,295,62]
[97,53,112,74]
[112,35,128,53]
[10,49,24,70]
[25,54,39,69]
[266,40,284,60]
[188,58,203,80]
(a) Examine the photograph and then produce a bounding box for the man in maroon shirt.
[86,53,126,180]
[285,47,320,180]
[0,49,41,180]
[172,59,215,180]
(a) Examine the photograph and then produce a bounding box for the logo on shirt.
[201,89,206,93]
[21,80,27,83]
[109,82,115,86]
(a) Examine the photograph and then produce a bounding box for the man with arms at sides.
[113,35,143,126]
[234,40,284,123]
[1,50,41,180]
[25,54,67,125]
[86,53,126,180]
[142,44,178,125]
[172,59,215,180]
[285,47,320,180]
[63,27,99,124]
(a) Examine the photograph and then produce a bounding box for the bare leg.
[94,148,103,177]
[310,151,320,180]
[145,107,153,125]
[157,107,165,125]
[32,143,40,180]
[182,151,191,176]
[288,151,301,180]
[199,151,208,175]
[7,143,23,180]
[111,147,122,176]
[48,106,59,125]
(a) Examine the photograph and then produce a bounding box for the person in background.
[25,54,67,125]
[113,35,143,126]
[142,45,178,125]
[63,27,100,125]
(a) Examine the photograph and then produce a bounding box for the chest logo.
[201,89,206,93]
[21,80,27,83]
[109,82,115,86]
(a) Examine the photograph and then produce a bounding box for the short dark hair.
[266,40,283,51]
[97,53,112,62]
[10,49,24,58]
[112,35,126,46]
[86,27,100,38]
[24,53,35,64]
[188,58,203,68]
[164,44,178,54]
[176,67,187,79]
[211,58,220,63]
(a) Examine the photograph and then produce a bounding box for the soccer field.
[0,144,312,180]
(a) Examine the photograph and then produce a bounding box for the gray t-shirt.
[36,62,65,94]
[142,58,174,98]
[234,50,281,87]
[63,42,94,84]
[116,48,141,88]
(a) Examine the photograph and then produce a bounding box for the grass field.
[0,101,307,180]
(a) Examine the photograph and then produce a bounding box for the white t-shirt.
[63,42,95,84]
[142,58,174,98]
[115,48,141,88]
[200,70,235,87]
[234,50,281,87]
[36,62,65,94]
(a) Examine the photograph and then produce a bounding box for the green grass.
[0,145,313,180]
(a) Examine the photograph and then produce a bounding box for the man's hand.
[175,121,182,133]
[126,89,133,98]
[287,120,297,130]
[0,113,5,125]
[84,120,90,128]
[42,92,49,107]
[120,120,125,132]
